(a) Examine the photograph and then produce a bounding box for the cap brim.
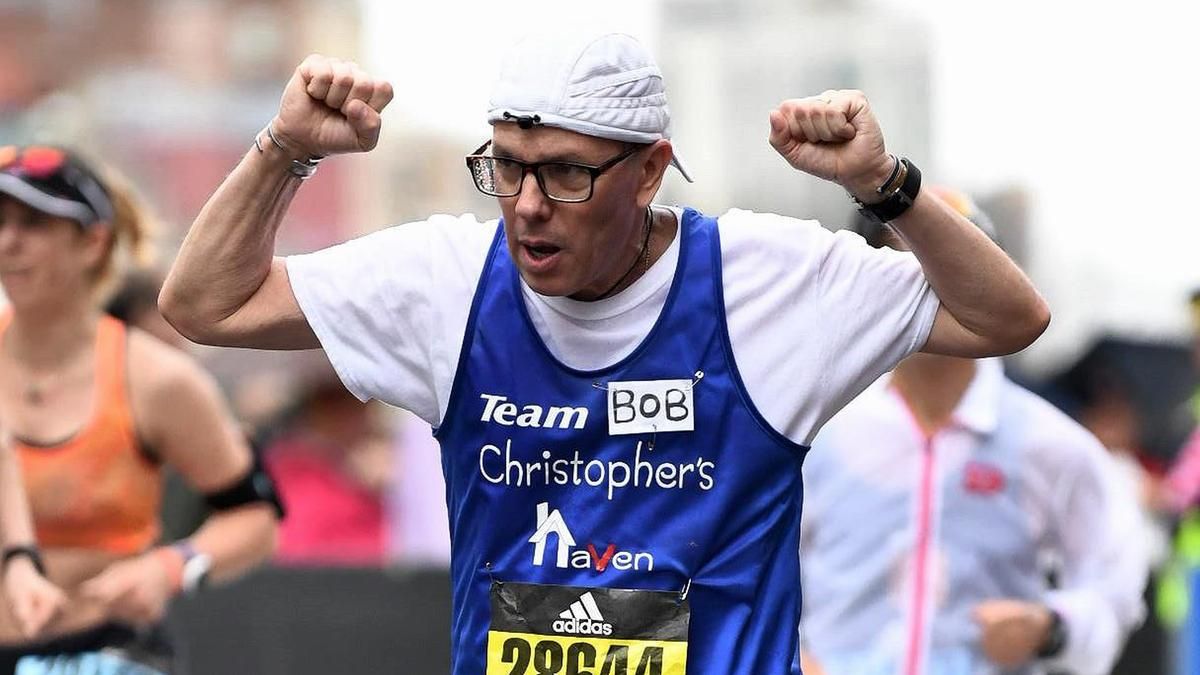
[670,153,693,183]
[0,173,98,225]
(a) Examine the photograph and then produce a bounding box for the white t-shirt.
[286,207,940,446]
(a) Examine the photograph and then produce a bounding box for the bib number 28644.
[486,582,688,675]
[496,636,666,675]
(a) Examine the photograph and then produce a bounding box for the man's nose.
[513,168,551,219]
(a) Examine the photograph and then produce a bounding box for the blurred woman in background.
[0,145,281,674]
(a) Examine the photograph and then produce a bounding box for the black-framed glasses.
[465,140,642,203]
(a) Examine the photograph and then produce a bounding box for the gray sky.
[363,1,657,137]
[888,0,1200,366]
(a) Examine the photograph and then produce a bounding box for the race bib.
[487,582,689,675]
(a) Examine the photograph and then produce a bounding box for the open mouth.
[524,243,562,261]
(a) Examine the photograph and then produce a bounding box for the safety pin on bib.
[678,578,692,604]
[590,370,705,391]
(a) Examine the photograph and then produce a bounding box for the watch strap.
[1036,607,1068,659]
[1,545,46,576]
[855,157,922,223]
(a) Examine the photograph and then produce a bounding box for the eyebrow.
[491,144,595,165]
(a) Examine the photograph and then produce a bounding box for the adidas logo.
[551,592,614,636]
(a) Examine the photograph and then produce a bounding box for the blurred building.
[0,0,383,396]
[363,129,495,231]
[657,0,932,227]
[0,0,367,253]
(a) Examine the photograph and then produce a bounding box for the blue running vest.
[435,209,809,674]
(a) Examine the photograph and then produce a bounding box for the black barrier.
[170,566,452,675]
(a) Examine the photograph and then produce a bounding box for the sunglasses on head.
[0,145,69,179]
[0,145,114,225]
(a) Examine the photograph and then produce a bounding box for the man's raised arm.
[160,54,393,350]
[768,90,1050,357]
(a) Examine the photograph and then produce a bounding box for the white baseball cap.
[487,32,693,182]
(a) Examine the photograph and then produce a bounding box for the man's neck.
[572,205,679,302]
[890,353,978,436]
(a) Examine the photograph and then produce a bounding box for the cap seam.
[564,66,663,96]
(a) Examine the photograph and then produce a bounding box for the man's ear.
[637,140,674,206]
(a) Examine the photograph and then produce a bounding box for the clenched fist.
[768,90,894,203]
[271,54,395,159]
[973,599,1054,668]
[79,551,178,627]
[2,556,66,639]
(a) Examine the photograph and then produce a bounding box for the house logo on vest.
[529,502,655,572]
[552,591,614,636]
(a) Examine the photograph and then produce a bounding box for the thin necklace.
[12,360,57,407]
[595,206,654,300]
[25,381,47,406]
[3,330,82,407]
[1,336,52,406]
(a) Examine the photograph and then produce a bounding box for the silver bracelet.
[253,125,323,179]
[875,154,904,195]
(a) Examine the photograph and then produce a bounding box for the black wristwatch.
[852,156,923,224]
[1036,607,1068,659]
[1,545,47,577]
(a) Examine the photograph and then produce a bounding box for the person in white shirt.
[800,188,1147,675]
[159,31,1050,675]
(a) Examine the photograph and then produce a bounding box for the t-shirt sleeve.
[285,214,497,426]
[720,209,940,445]
[1026,406,1149,675]
[809,227,940,434]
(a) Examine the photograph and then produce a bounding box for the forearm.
[160,131,303,340]
[183,505,278,585]
[891,189,1049,353]
[0,443,35,547]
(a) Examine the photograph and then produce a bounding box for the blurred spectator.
[801,188,1147,675]
[1065,356,1173,675]
[106,267,209,543]
[267,371,394,566]
[0,145,280,673]
[1160,289,1200,513]
[1072,364,1172,565]
[386,411,451,568]
[105,266,187,349]
[1145,288,1200,665]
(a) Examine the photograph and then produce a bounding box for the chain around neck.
[594,205,654,301]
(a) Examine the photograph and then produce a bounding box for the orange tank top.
[2,314,162,554]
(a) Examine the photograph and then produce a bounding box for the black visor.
[0,145,114,226]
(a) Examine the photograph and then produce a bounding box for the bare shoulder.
[125,328,226,436]
[126,328,212,394]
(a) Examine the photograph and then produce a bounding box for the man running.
[161,32,1049,675]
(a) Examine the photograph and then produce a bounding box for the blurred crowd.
[111,268,452,570]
